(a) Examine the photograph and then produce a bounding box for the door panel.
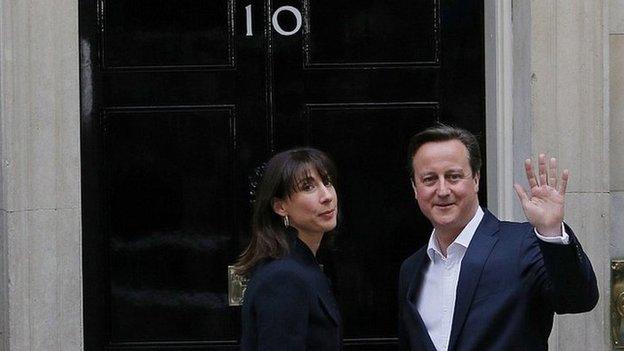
[304,0,438,65]
[105,108,237,342]
[271,2,484,346]
[80,0,484,349]
[103,0,234,68]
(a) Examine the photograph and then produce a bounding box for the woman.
[235,147,342,351]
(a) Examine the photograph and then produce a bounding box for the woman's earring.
[283,215,290,228]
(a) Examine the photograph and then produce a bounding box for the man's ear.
[473,171,480,192]
[411,178,418,199]
[272,197,288,217]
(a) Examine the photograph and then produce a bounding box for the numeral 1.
[245,5,253,36]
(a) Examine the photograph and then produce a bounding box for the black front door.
[80,0,484,349]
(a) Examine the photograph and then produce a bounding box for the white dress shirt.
[416,207,569,351]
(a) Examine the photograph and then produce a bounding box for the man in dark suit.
[398,125,598,351]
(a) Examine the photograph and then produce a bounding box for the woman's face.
[273,168,338,238]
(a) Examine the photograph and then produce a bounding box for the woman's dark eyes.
[299,178,333,192]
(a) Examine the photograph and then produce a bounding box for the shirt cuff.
[534,223,570,245]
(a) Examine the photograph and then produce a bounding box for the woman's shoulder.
[251,255,308,282]
[245,257,316,300]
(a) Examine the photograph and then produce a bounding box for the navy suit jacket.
[241,229,342,351]
[398,209,598,351]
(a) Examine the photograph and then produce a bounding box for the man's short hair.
[407,123,482,179]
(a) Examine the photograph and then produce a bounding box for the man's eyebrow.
[417,171,436,178]
[417,169,465,177]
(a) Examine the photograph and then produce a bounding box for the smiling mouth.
[319,209,335,216]
[435,203,454,208]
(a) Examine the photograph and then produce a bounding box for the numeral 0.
[245,5,303,37]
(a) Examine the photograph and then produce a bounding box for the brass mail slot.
[613,260,624,348]
[228,265,248,307]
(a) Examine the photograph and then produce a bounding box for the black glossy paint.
[80,0,484,349]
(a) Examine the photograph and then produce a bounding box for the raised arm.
[515,154,598,312]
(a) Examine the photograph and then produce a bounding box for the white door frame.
[485,0,518,220]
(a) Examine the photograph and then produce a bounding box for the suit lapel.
[406,249,438,351]
[448,210,500,351]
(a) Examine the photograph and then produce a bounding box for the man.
[398,125,598,351]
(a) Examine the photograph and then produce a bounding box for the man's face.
[411,139,480,237]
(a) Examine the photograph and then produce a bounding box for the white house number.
[245,5,303,36]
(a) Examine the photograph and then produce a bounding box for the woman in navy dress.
[235,148,342,351]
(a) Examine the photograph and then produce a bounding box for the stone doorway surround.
[491,1,611,350]
[0,0,612,350]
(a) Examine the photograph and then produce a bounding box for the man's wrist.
[535,223,570,245]
[535,223,563,237]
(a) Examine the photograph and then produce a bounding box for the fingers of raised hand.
[538,154,547,186]
[548,157,557,189]
[559,169,569,195]
[525,159,538,189]
[528,154,563,190]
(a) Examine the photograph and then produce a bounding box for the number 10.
[245,4,303,36]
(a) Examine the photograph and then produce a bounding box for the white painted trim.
[495,0,515,220]
[485,0,515,220]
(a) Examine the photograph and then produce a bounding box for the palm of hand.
[513,154,568,235]
[522,184,564,230]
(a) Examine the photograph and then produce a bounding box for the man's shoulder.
[495,219,534,239]
[481,209,534,238]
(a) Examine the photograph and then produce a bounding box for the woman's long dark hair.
[233,147,337,277]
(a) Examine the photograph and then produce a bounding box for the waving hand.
[513,154,568,236]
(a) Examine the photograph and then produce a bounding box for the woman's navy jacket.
[240,230,342,350]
